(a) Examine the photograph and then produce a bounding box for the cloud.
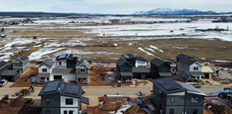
[0,0,231,13]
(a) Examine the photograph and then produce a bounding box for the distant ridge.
[134,8,230,15]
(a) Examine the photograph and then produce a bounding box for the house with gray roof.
[116,54,152,82]
[0,61,8,76]
[0,61,19,82]
[37,59,54,83]
[150,58,172,78]
[13,55,29,74]
[150,78,206,114]
[176,54,204,80]
[50,54,89,84]
[38,79,89,114]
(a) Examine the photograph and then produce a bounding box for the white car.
[0,79,8,87]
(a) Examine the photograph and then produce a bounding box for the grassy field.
[2,24,232,63]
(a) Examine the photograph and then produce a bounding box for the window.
[42,68,47,72]
[80,69,86,73]
[170,97,175,103]
[193,67,198,71]
[64,111,67,114]
[169,109,174,114]
[59,62,62,65]
[69,111,73,114]
[65,99,73,105]
[193,109,198,114]
[191,97,199,103]
[46,110,50,114]
[45,99,50,105]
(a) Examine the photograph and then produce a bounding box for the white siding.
[60,96,79,107]
[135,60,147,67]
[190,62,202,72]
[57,60,67,68]
[38,64,51,73]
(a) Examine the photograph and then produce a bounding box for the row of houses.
[0,55,29,82]
[0,54,90,84]
[116,53,212,83]
[37,54,90,84]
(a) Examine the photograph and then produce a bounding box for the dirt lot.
[87,96,147,114]
[10,67,43,87]
[0,96,41,114]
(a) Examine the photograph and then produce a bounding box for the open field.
[1,17,232,64]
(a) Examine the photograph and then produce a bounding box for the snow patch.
[138,47,154,56]
[150,45,164,52]
[29,48,63,60]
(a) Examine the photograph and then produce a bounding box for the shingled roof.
[38,79,89,105]
[116,58,132,67]
[19,55,29,61]
[39,59,54,68]
[150,58,164,67]
[0,61,7,69]
[176,54,196,65]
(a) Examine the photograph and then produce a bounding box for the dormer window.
[194,67,198,71]
[42,68,47,72]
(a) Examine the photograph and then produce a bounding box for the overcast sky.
[0,0,231,14]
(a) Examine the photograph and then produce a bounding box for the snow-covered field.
[1,17,232,62]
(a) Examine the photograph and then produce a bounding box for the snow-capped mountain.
[134,8,218,15]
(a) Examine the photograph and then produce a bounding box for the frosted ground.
[0,17,232,62]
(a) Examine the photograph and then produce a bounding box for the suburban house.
[38,59,54,83]
[176,54,204,80]
[201,66,213,80]
[0,61,19,82]
[50,54,89,84]
[151,78,206,114]
[116,54,151,82]
[0,61,9,77]
[13,55,29,74]
[150,58,172,78]
[38,79,89,114]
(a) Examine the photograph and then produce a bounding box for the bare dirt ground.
[0,96,41,114]
[204,96,232,114]
[10,67,43,87]
[87,96,147,114]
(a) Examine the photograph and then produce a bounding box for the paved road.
[0,86,152,98]
[1,84,232,98]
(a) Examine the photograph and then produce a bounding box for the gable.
[14,59,23,63]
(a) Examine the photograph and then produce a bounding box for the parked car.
[0,79,8,87]
[228,68,232,73]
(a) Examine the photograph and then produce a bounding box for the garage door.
[54,75,62,80]
[1,76,14,82]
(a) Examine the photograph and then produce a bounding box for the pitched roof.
[116,58,132,67]
[177,82,206,96]
[150,78,185,94]
[39,59,54,68]
[38,80,89,104]
[176,54,196,65]
[76,59,89,68]
[0,61,7,69]
[150,58,164,67]
[1,70,18,76]
[80,96,89,105]
[19,55,29,61]
[56,54,68,60]
[121,53,136,60]
[136,56,147,61]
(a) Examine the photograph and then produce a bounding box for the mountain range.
[134,8,230,15]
